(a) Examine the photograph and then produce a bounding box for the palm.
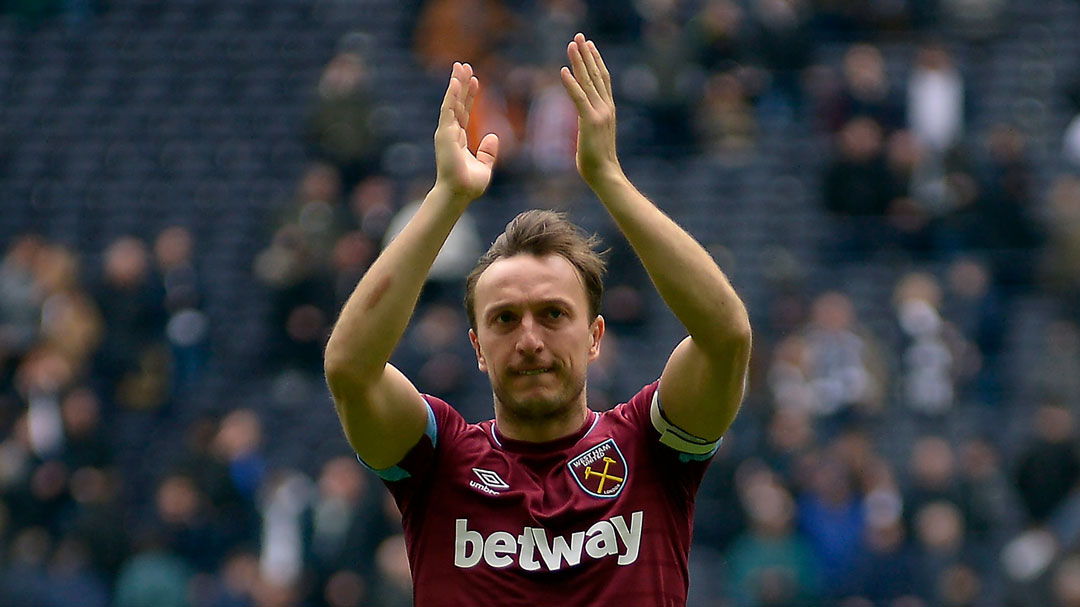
[434,62,499,201]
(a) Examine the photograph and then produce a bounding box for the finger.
[438,63,463,128]
[579,37,607,104]
[462,75,479,130]
[587,40,614,103]
[560,65,590,114]
[568,38,601,107]
[476,132,499,168]
[452,65,469,127]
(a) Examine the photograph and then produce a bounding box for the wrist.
[584,164,630,198]
[429,181,476,210]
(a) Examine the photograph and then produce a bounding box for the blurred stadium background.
[3,0,1080,605]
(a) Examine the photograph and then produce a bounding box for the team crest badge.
[568,438,627,499]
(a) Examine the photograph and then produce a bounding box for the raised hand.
[560,33,622,188]
[434,62,500,202]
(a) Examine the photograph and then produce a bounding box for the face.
[469,254,604,425]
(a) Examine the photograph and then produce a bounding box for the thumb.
[476,133,499,168]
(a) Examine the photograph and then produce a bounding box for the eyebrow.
[483,297,576,316]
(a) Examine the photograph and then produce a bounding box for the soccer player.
[324,33,752,606]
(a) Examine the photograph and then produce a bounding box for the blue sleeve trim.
[356,399,437,481]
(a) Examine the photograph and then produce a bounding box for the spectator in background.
[112,529,192,607]
[91,236,169,411]
[726,466,821,607]
[329,230,378,311]
[257,470,312,600]
[412,0,517,74]
[151,472,233,574]
[746,0,816,120]
[847,514,923,605]
[254,223,336,377]
[694,71,758,162]
[624,10,701,154]
[0,235,45,381]
[944,257,1005,406]
[153,226,209,396]
[882,128,937,257]
[910,501,979,606]
[821,43,904,134]
[903,436,963,528]
[367,534,412,607]
[957,437,1020,558]
[970,122,1042,289]
[768,291,887,434]
[306,457,384,583]
[255,165,346,377]
[687,0,749,73]
[1041,175,1080,317]
[390,302,480,419]
[795,451,865,598]
[267,162,349,265]
[906,42,965,157]
[891,271,979,416]
[1030,320,1080,412]
[306,49,387,188]
[821,116,897,259]
[33,244,103,380]
[213,409,267,502]
[759,406,816,482]
[1014,403,1080,527]
[344,173,397,243]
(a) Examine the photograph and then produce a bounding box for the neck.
[493,399,590,443]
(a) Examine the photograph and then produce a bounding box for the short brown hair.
[465,210,607,330]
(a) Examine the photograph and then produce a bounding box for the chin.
[494,378,586,422]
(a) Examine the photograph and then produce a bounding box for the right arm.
[324,62,499,469]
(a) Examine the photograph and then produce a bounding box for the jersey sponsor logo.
[453,511,643,571]
[470,468,510,495]
[567,438,627,498]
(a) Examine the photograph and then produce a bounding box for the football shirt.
[373,381,715,607]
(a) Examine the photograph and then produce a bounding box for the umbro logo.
[470,468,509,495]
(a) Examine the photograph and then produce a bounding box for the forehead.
[474,254,588,311]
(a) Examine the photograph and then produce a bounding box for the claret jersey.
[369,381,717,607]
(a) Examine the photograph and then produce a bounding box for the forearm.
[590,171,750,351]
[325,185,467,384]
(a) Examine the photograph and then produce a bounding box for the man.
[324,34,751,606]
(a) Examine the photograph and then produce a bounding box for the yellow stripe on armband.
[649,390,721,456]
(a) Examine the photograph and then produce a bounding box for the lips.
[512,366,554,376]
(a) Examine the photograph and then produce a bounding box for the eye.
[495,311,517,324]
[546,308,565,320]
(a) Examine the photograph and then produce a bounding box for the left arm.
[561,34,751,441]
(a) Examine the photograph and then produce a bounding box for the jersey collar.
[490,410,600,453]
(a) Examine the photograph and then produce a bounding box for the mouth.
[513,367,553,376]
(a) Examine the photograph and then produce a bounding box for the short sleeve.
[615,381,716,501]
[357,394,467,485]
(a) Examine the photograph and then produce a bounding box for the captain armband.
[649,390,721,462]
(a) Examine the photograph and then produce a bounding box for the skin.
[469,253,605,442]
[325,33,750,470]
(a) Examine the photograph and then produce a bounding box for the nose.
[516,316,544,355]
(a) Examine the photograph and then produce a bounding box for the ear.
[587,315,605,361]
[469,328,487,372]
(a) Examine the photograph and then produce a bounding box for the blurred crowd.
[6,0,1080,606]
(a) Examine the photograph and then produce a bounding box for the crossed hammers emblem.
[584,456,624,493]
